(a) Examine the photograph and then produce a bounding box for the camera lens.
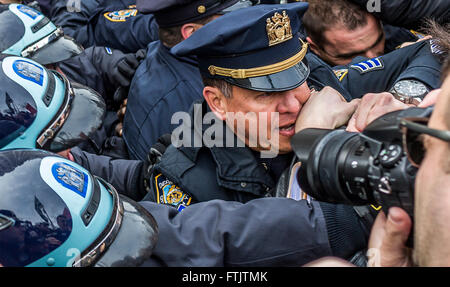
[292,129,373,205]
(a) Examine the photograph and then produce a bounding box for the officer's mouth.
[277,122,296,137]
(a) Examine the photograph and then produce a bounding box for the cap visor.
[29,35,84,65]
[48,82,105,152]
[94,195,158,267]
[225,59,310,92]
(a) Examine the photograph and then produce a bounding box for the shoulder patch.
[429,39,444,55]
[350,57,384,74]
[409,30,426,39]
[104,9,138,22]
[154,173,192,212]
[333,68,348,82]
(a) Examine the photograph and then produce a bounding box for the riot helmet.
[0,54,106,152]
[0,3,83,65]
[0,149,158,267]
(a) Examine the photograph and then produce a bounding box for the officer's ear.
[203,86,227,121]
[306,36,321,56]
[181,23,204,40]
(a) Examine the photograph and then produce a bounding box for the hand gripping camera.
[291,107,433,245]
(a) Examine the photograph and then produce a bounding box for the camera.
[291,107,433,221]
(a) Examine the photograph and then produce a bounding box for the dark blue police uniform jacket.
[123,41,204,160]
[335,40,442,99]
[139,197,332,266]
[50,0,159,53]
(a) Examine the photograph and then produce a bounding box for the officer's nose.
[277,90,301,114]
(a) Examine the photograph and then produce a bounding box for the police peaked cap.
[136,0,241,27]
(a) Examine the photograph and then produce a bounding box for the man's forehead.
[324,21,381,48]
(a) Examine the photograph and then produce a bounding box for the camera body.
[291,107,433,221]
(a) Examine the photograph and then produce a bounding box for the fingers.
[117,58,137,78]
[334,98,360,128]
[419,89,441,107]
[354,93,382,132]
[345,116,358,132]
[353,92,409,132]
[124,54,140,69]
[303,257,355,267]
[382,207,412,254]
[113,70,131,87]
[367,208,412,267]
[368,211,387,251]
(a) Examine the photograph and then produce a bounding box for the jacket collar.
[177,100,276,192]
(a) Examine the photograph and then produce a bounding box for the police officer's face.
[222,82,311,154]
[414,74,450,265]
[310,15,385,66]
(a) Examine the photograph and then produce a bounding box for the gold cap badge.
[266,11,293,46]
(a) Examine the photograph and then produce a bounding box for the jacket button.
[240,182,247,188]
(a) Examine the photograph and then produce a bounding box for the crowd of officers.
[0,0,449,267]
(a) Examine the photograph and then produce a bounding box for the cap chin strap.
[208,40,308,79]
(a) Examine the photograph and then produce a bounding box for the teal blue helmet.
[0,54,106,152]
[0,149,158,267]
[0,4,84,65]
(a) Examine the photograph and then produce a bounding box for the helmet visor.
[23,29,84,65]
[38,71,106,152]
[74,177,158,267]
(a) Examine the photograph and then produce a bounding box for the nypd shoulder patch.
[350,57,384,74]
[104,9,138,22]
[154,173,192,212]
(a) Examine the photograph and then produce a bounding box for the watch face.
[394,80,429,98]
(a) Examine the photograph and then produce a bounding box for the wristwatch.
[389,80,430,106]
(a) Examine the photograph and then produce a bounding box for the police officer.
[66,2,442,203]
[0,148,367,266]
[48,0,159,54]
[302,0,432,66]
[123,0,259,161]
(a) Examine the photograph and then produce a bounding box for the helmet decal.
[16,4,40,20]
[12,59,44,86]
[51,162,88,198]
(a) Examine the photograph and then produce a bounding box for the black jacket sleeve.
[139,198,368,266]
[350,0,450,30]
[58,47,108,97]
[140,198,332,267]
[336,40,442,99]
[70,146,146,201]
[46,0,100,47]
